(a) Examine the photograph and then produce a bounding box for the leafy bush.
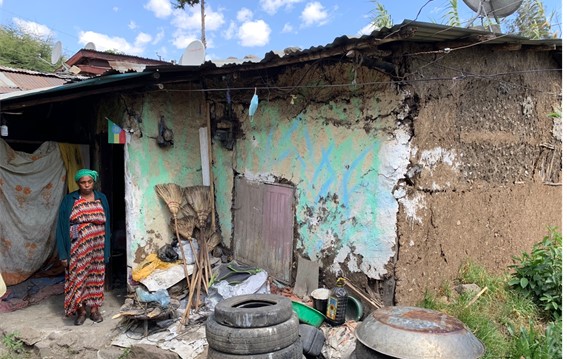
[509,320,562,359]
[508,227,562,320]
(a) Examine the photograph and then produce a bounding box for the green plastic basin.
[291,300,326,327]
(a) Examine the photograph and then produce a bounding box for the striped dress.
[64,197,106,316]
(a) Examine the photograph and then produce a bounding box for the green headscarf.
[74,169,99,182]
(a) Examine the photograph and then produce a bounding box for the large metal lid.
[355,306,485,359]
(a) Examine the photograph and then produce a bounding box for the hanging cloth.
[0,139,66,285]
[58,143,84,193]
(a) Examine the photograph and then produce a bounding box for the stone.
[455,283,481,295]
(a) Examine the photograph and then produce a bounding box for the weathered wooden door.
[233,178,294,283]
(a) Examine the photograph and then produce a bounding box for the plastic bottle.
[326,277,348,326]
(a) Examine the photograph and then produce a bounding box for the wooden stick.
[205,99,216,232]
[174,217,192,297]
[344,279,381,310]
[465,286,488,308]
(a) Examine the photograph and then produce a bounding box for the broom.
[185,186,212,283]
[154,183,193,319]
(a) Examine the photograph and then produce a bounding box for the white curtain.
[0,139,66,285]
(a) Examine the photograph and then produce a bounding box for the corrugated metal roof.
[0,72,154,108]
[0,20,561,109]
[208,20,562,68]
[0,66,68,94]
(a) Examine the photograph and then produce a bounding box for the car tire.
[207,338,303,359]
[206,314,299,355]
[214,293,293,328]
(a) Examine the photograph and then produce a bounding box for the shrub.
[508,227,562,320]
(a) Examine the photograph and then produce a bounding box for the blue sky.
[0,0,562,64]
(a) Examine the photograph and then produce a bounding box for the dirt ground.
[0,287,213,358]
[0,289,131,358]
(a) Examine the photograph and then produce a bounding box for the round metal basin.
[355,306,485,359]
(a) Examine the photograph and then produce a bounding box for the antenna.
[179,40,205,66]
[51,41,62,65]
[84,42,96,50]
[463,0,523,29]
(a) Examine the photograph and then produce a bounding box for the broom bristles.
[185,186,211,228]
[172,216,197,240]
[155,183,184,216]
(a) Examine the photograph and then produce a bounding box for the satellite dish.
[463,0,523,18]
[51,41,62,65]
[84,42,96,50]
[179,40,205,66]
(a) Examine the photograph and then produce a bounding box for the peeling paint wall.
[218,85,412,280]
[122,89,207,267]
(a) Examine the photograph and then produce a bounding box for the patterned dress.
[64,197,106,316]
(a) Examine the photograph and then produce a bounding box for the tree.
[371,0,559,40]
[0,25,56,72]
[174,0,207,48]
[503,0,558,39]
[370,1,393,29]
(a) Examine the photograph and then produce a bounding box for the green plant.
[118,348,131,359]
[509,320,562,359]
[1,332,24,354]
[509,227,562,320]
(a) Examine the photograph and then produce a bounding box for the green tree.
[0,25,56,72]
[503,0,558,39]
[370,0,393,29]
[371,0,559,40]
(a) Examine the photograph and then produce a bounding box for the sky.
[0,0,562,65]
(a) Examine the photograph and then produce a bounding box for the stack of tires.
[206,294,304,358]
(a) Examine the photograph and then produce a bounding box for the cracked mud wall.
[121,88,207,269]
[209,63,413,289]
[394,46,562,305]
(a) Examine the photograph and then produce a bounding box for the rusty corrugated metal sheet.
[0,66,67,94]
[234,178,294,283]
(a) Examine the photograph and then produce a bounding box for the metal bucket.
[355,306,485,359]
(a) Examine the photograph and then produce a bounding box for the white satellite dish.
[179,40,205,66]
[463,0,523,19]
[51,41,62,65]
[84,42,96,50]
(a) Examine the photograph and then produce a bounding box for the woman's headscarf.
[74,169,99,182]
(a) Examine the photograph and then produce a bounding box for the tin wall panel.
[234,178,294,283]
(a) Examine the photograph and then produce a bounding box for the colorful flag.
[107,118,126,144]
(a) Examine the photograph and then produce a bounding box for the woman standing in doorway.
[56,169,111,325]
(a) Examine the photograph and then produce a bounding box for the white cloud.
[135,32,152,47]
[113,6,119,12]
[237,8,253,22]
[78,31,145,56]
[238,20,270,47]
[171,6,224,31]
[301,2,329,27]
[144,0,172,19]
[260,0,303,16]
[153,28,165,45]
[224,21,238,40]
[358,23,376,36]
[282,23,294,33]
[171,28,199,49]
[128,21,138,30]
[13,18,54,39]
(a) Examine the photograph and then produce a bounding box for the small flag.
[107,118,126,144]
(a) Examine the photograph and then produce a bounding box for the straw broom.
[181,186,212,316]
[154,183,193,316]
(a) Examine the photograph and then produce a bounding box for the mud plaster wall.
[122,87,207,268]
[211,63,413,282]
[394,46,562,305]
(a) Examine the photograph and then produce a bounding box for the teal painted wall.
[124,91,207,265]
[219,96,411,279]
